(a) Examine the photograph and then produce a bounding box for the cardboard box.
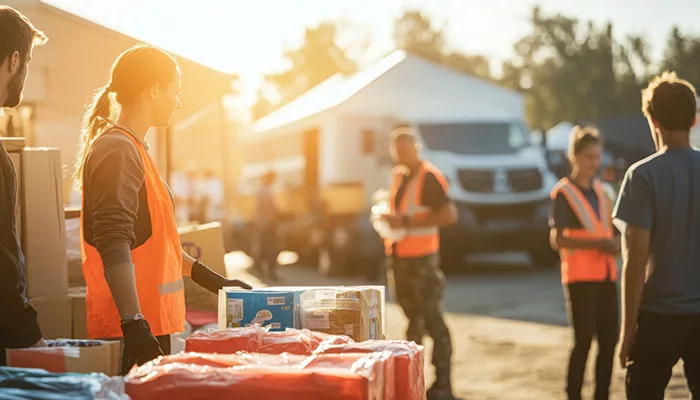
[68,287,88,339]
[6,340,120,376]
[21,148,68,299]
[0,137,25,152]
[178,222,226,276]
[218,289,295,332]
[262,286,386,340]
[29,297,72,340]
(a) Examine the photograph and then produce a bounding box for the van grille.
[457,170,494,193]
[507,168,543,192]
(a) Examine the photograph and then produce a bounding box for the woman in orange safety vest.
[73,45,251,375]
[549,126,620,400]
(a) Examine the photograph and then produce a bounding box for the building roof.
[39,0,231,79]
[250,50,525,135]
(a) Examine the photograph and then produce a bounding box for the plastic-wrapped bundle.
[184,324,268,354]
[125,351,394,400]
[259,329,355,355]
[0,367,127,400]
[301,352,395,400]
[316,340,426,400]
[185,327,354,356]
[136,351,306,369]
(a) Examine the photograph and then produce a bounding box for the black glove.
[120,318,164,375]
[191,260,253,294]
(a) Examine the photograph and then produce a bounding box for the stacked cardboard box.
[1,139,72,340]
[179,222,227,312]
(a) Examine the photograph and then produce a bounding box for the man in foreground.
[614,72,700,398]
[0,5,48,365]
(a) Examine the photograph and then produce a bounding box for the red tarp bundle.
[183,325,266,354]
[185,326,354,356]
[125,351,395,400]
[316,340,426,400]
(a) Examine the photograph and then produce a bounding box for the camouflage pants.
[389,254,453,390]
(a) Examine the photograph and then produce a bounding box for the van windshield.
[418,122,530,155]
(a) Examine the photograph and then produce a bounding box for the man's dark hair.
[391,126,416,143]
[642,71,697,132]
[0,6,48,64]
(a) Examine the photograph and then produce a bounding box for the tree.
[393,10,445,63]
[660,27,700,88]
[265,21,358,105]
[393,9,493,80]
[502,7,649,130]
[250,87,277,122]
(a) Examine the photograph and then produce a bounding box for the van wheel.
[529,249,559,268]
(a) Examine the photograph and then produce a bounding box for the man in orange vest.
[381,127,459,400]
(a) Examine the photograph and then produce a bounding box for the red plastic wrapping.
[184,325,268,354]
[316,340,426,400]
[125,351,393,400]
[185,327,354,356]
[302,352,395,400]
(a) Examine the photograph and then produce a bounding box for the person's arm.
[620,224,651,344]
[0,147,43,348]
[404,172,457,228]
[406,203,457,228]
[613,166,653,367]
[87,138,145,321]
[549,192,611,251]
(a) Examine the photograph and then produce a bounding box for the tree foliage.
[251,21,358,121]
[252,8,700,129]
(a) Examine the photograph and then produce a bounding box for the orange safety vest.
[80,128,185,338]
[551,177,617,284]
[384,161,449,258]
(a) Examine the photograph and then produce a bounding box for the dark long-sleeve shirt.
[82,130,157,268]
[0,141,42,364]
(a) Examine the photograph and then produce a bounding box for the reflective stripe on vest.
[384,161,448,258]
[551,177,617,284]
[80,128,185,339]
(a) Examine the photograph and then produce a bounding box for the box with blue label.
[217,289,295,332]
[260,286,386,341]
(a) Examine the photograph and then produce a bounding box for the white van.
[410,120,558,267]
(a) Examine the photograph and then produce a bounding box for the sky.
[45,0,700,106]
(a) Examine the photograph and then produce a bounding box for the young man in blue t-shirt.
[614,72,700,398]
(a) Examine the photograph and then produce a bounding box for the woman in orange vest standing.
[549,126,620,400]
[73,45,251,375]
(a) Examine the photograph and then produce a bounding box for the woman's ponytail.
[72,85,112,191]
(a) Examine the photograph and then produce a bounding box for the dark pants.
[626,311,700,399]
[390,254,453,391]
[256,224,278,278]
[565,281,619,400]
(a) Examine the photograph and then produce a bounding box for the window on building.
[362,129,375,155]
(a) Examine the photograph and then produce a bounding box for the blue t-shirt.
[613,148,700,314]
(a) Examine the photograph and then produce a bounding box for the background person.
[381,127,460,400]
[549,127,620,400]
